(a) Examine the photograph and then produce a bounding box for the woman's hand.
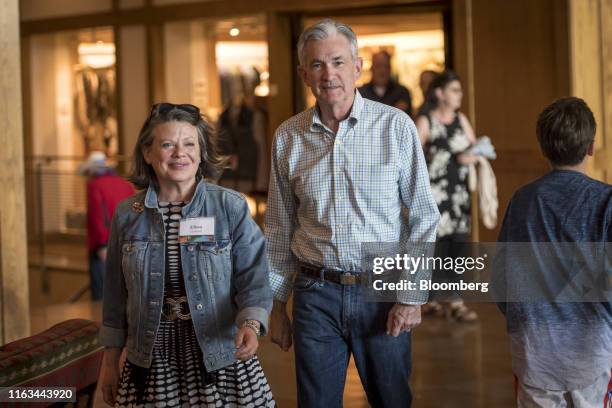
[234,324,259,361]
[101,347,122,406]
[457,152,479,165]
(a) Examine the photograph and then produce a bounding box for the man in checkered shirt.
[264,18,440,407]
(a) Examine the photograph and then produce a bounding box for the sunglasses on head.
[148,103,201,119]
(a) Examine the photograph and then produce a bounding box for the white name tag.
[179,217,215,237]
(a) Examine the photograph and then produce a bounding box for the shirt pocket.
[197,239,233,282]
[350,163,398,202]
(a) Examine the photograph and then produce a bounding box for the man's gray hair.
[297,18,358,66]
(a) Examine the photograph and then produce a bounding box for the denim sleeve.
[99,209,128,348]
[230,196,273,335]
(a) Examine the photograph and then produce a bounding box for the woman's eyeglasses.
[148,103,200,119]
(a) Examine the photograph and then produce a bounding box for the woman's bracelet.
[241,319,261,336]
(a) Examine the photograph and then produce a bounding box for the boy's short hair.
[536,97,596,166]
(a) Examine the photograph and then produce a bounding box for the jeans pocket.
[293,274,322,292]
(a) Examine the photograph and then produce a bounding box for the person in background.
[79,151,134,301]
[99,103,274,407]
[218,94,259,192]
[415,69,438,116]
[415,70,479,322]
[497,97,612,407]
[358,50,413,116]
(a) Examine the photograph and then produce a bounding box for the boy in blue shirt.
[497,97,612,407]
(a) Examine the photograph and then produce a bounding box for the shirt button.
[196,303,203,310]
[188,245,195,252]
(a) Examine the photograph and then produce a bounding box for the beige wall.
[0,0,30,343]
[118,25,149,156]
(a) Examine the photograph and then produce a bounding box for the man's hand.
[386,304,422,337]
[270,300,292,351]
[234,325,259,361]
[97,247,108,262]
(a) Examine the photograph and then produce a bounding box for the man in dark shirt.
[359,50,413,116]
[496,97,612,407]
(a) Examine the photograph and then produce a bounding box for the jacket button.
[196,303,203,310]
[188,245,195,252]
[190,274,197,281]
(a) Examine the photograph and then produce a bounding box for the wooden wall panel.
[570,0,612,183]
[462,0,570,242]
[0,0,31,343]
[267,13,297,148]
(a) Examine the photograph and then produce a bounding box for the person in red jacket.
[79,151,135,300]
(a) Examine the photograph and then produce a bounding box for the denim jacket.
[99,180,272,371]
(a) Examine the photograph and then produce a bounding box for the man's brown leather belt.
[299,264,363,285]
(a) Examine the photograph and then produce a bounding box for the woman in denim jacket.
[99,103,274,407]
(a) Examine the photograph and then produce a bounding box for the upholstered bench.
[0,319,104,407]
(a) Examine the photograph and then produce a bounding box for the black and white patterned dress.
[423,114,471,238]
[115,201,275,407]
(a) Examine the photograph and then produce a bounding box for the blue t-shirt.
[498,170,612,390]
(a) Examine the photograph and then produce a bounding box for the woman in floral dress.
[416,70,479,322]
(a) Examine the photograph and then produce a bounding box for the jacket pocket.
[197,239,233,281]
[121,240,148,350]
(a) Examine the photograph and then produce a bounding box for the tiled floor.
[30,298,514,407]
[28,243,514,407]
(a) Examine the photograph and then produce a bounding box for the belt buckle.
[162,296,191,321]
[340,273,357,285]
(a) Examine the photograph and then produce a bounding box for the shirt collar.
[310,89,364,132]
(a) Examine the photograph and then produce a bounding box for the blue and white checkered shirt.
[265,91,440,302]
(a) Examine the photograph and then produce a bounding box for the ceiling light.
[78,42,115,68]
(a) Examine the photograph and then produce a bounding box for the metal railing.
[25,155,131,301]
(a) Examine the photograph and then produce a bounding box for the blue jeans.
[292,273,412,408]
[89,251,104,301]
